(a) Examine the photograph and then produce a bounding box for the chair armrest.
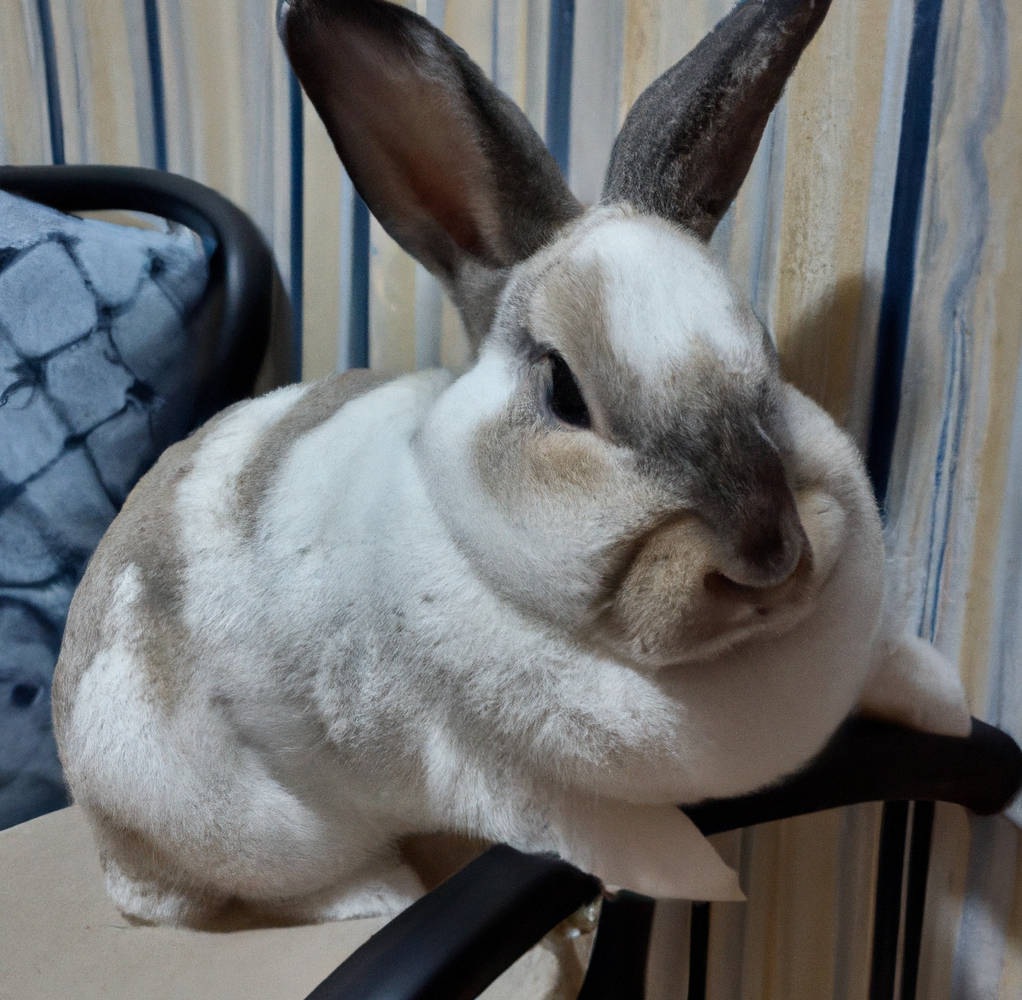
[304,845,600,1000]
[683,715,1022,835]
[304,716,1022,1000]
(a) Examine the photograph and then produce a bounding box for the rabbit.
[52,0,970,930]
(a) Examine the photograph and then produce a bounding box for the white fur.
[585,216,759,377]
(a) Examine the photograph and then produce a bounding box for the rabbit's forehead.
[527,213,765,384]
[580,216,758,372]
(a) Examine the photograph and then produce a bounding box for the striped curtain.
[2,1,1021,997]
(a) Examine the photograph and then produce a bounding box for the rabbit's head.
[279,0,878,671]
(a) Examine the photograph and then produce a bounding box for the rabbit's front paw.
[554,798,743,901]
[858,634,972,737]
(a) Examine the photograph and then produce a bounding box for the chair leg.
[686,902,710,1000]
[576,892,656,1000]
[869,801,911,1000]
[899,801,935,1000]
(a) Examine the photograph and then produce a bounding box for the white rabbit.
[52,0,969,929]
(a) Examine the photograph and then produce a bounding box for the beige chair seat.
[0,807,570,1000]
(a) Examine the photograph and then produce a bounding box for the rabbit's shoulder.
[231,369,397,537]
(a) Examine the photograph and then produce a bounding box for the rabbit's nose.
[715,489,808,589]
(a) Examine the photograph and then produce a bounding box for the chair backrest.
[0,165,288,831]
[0,165,287,420]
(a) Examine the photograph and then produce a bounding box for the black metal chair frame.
[304,716,1022,1000]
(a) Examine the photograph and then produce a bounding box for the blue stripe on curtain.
[289,68,304,381]
[866,0,945,508]
[865,2,947,997]
[143,0,168,172]
[989,331,1022,744]
[35,0,64,166]
[349,194,370,369]
[917,0,1005,648]
[546,0,574,175]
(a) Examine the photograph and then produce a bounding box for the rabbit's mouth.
[702,559,811,610]
[594,486,848,668]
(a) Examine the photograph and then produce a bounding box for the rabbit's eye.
[547,353,591,429]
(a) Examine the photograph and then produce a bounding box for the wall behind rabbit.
[1,0,1021,996]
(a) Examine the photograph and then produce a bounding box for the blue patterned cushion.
[0,190,210,829]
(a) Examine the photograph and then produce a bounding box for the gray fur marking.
[233,369,393,538]
[54,422,212,719]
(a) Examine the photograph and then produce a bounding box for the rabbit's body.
[54,0,969,928]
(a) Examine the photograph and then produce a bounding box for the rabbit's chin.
[598,486,851,669]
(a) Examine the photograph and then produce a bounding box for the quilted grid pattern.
[0,191,209,829]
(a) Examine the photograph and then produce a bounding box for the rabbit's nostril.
[703,548,808,604]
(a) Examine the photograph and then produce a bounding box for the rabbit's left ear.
[603,0,832,239]
[279,0,582,342]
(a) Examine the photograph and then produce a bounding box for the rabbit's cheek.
[474,421,609,504]
[606,517,738,661]
[522,433,611,494]
[792,487,849,586]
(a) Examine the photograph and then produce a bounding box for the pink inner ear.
[299,19,503,269]
[386,99,497,260]
[407,167,491,259]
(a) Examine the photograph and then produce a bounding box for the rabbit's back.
[56,371,389,720]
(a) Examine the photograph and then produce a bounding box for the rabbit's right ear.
[279,0,582,342]
[603,0,832,240]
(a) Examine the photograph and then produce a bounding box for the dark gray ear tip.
[602,0,834,236]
